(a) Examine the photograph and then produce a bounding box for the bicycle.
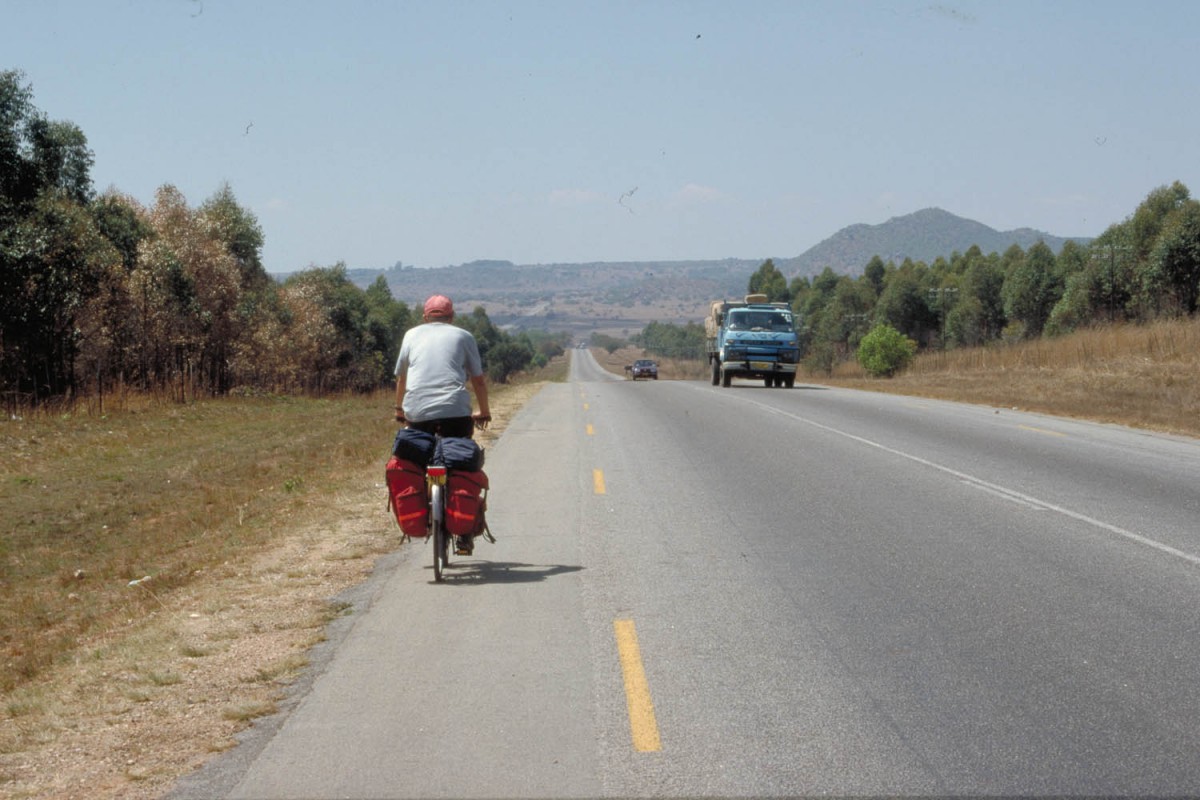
[419,423,494,583]
[426,457,452,582]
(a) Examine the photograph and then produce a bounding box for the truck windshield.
[728,310,793,332]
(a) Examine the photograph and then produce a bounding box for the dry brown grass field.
[821,317,1200,439]
[0,359,563,799]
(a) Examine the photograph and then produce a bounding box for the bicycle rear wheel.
[431,484,449,582]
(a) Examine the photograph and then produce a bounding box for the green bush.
[590,333,626,354]
[857,324,917,378]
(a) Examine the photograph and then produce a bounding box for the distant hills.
[324,208,1088,334]
[776,207,1088,278]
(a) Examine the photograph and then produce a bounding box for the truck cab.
[706,294,801,388]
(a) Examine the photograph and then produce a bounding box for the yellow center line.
[1018,424,1067,438]
[593,469,606,494]
[613,619,662,752]
[586,423,595,436]
[584,402,590,411]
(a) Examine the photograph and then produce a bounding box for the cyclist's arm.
[470,373,490,422]
[394,374,406,422]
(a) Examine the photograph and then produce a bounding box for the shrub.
[857,324,917,378]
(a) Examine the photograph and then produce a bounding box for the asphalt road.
[174,349,1200,798]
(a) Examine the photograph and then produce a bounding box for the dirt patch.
[0,383,543,800]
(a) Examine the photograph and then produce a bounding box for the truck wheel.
[721,368,732,388]
[710,360,720,385]
[784,375,795,389]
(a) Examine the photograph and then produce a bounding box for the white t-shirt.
[394,322,484,422]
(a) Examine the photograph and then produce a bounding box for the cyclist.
[394,294,491,554]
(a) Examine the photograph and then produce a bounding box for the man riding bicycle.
[394,294,491,554]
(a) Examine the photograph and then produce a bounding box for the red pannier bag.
[445,470,488,537]
[385,456,428,537]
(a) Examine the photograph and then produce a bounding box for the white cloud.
[548,188,604,206]
[673,183,725,204]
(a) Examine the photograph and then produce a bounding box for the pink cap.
[423,294,454,318]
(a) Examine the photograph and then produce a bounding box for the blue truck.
[705,294,801,388]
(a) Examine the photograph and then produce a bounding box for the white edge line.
[739,395,1200,569]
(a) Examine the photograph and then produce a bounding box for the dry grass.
[0,393,386,693]
[0,357,563,799]
[816,317,1200,439]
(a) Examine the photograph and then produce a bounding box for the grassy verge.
[1,393,385,692]
[815,317,1200,439]
[0,359,562,797]
[0,358,564,693]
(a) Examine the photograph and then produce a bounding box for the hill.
[776,207,1090,278]
[367,259,761,336]
[316,208,1086,335]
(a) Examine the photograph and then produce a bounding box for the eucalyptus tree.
[0,70,108,401]
[863,255,886,296]
[875,259,936,344]
[1145,198,1200,316]
[747,258,790,303]
[363,275,414,386]
[1002,241,1061,338]
[200,182,267,291]
[5,194,116,399]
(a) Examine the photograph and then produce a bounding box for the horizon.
[266,204,1094,275]
[7,2,1195,271]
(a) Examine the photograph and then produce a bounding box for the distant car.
[630,359,658,380]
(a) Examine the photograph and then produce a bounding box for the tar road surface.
[172,348,1200,798]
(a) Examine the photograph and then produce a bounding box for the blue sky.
[6,1,1198,272]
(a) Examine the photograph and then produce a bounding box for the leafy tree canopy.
[748,258,790,303]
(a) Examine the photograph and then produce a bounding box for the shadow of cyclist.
[430,561,584,585]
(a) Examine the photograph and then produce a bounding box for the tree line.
[630,181,1200,374]
[790,180,1199,374]
[1,71,562,410]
